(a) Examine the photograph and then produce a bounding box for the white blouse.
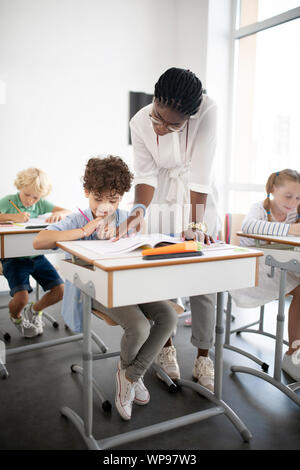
[130,95,219,235]
[130,95,217,193]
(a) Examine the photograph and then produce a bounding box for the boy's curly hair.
[83,155,133,197]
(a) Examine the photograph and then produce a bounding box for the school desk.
[231,232,300,407]
[0,225,55,258]
[0,226,106,379]
[56,241,263,450]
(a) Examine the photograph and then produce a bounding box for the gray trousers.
[190,293,216,350]
[92,299,178,382]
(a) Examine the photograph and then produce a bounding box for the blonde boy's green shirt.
[0,193,55,259]
[0,193,54,217]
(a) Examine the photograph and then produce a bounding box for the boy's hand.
[45,213,63,223]
[113,208,144,241]
[181,229,215,245]
[11,212,30,223]
[82,217,104,237]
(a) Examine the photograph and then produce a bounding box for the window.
[238,0,300,27]
[228,1,300,213]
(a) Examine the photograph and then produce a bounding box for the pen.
[9,199,22,214]
[78,207,91,222]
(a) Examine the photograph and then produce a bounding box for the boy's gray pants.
[190,293,216,350]
[92,299,178,382]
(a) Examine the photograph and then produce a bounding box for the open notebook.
[0,214,49,228]
[24,216,49,228]
[19,214,49,228]
[72,233,180,256]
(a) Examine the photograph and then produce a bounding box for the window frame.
[224,1,300,212]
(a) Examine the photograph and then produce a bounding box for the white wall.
[0,0,228,212]
[206,0,233,216]
[0,0,179,211]
[175,0,209,84]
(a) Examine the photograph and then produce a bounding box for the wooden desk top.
[237,232,300,247]
[57,241,263,272]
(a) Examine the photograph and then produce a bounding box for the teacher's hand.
[113,208,145,241]
[182,229,215,245]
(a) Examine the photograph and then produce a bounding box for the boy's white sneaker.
[155,345,180,380]
[282,351,300,382]
[192,356,214,392]
[134,377,150,405]
[23,304,44,335]
[10,315,39,338]
[115,366,135,421]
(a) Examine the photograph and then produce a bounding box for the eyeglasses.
[149,113,188,133]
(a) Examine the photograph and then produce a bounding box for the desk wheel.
[261,362,269,372]
[102,400,112,413]
[3,332,11,342]
[168,383,179,393]
[70,364,77,373]
[52,321,59,329]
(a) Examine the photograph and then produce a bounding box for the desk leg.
[214,292,224,401]
[61,283,99,449]
[82,292,93,438]
[231,262,300,407]
[179,291,252,442]
[273,269,286,382]
[0,358,9,379]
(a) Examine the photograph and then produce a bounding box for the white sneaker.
[282,351,300,382]
[134,378,150,405]
[155,346,180,380]
[10,315,39,338]
[116,362,150,406]
[192,356,214,392]
[23,304,44,335]
[115,366,135,421]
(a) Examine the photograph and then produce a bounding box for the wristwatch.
[187,221,207,233]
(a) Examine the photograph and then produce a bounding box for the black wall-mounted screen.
[128,91,153,144]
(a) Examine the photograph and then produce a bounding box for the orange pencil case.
[141,240,202,256]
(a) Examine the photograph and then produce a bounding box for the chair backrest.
[223,213,245,246]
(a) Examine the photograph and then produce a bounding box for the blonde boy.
[0,168,69,337]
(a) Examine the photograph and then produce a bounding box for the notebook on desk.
[72,233,180,256]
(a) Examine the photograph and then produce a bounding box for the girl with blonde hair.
[231,169,300,380]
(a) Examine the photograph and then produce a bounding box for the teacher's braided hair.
[154,67,203,116]
[263,169,300,222]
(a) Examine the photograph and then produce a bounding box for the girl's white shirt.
[240,200,297,246]
[130,95,219,235]
[230,200,299,308]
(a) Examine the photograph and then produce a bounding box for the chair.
[69,300,185,412]
[223,213,288,372]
